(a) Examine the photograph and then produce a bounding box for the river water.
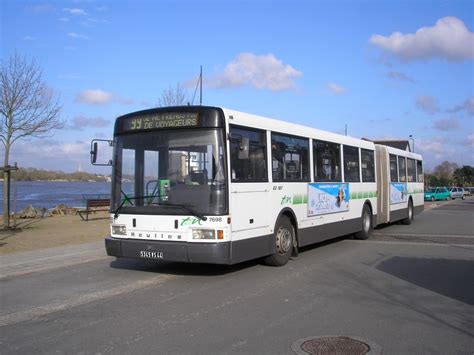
[0,181,112,213]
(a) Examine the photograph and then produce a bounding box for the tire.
[354,205,373,240]
[263,216,294,266]
[431,196,435,202]
[462,195,465,200]
[402,200,413,225]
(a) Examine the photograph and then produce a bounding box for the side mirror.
[91,142,98,164]
[238,137,249,159]
[90,139,114,166]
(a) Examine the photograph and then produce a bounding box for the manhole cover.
[291,335,382,355]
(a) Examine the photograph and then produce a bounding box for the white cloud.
[75,89,113,105]
[464,133,474,148]
[67,32,89,40]
[68,116,111,130]
[327,83,347,95]
[370,16,474,61]
[63,8,88,16]
[22,36,35,41]
[447,96,474,116]
[387,71,415,83]
[416,95,440,114]
[9,140,92,172]
[432,117,460,131]
[207,53,302,91]
[58,17,70,22]
[417,137,456,163]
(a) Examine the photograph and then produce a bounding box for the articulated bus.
[94,106,423,266]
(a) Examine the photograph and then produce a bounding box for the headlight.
[112,224,127,235]
[192,229,215,240]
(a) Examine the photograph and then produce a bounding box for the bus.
[92,106,423,266]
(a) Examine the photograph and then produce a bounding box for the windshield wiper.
[113,195,207,221]
[150,202,207,221]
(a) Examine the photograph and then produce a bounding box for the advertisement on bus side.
[308,183,350,216]
[390,182,408,204]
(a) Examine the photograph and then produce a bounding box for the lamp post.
[409,135,415,153]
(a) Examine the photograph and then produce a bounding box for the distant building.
[363,139,411,152]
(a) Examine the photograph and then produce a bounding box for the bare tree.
[1,53,63,227]
[157,82,188,107]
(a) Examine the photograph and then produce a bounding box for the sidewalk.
[0,240,109,279]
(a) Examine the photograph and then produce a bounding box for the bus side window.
[398,156,407,182]
[416,160,423,183]
[361,149,375,182]
[407,158,416,182]
[343,145,360,182]
[313,140,341,182]
[229,126,267,182]
[271,133,309,182]
[389,154,398,182]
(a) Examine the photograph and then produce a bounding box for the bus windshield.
[112,129,227,216]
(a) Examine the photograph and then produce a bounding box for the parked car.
[424,187,450,201]
[449,187,466,200]
[464,187,473,197]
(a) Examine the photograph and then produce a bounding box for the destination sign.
[123,112,199,131]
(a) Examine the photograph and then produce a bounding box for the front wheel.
[354,205,373,240]
[431,196,435,202]
[402,200,413,225]
[263,217,294,266]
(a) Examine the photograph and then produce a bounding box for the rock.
[51,204,68,216]
[19,204,38,218]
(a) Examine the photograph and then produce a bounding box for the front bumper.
[105,236,231,264]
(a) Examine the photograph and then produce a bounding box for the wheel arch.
[362,199,375,227]
[275,207,299,247]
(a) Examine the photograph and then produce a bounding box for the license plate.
[139,250,163,259]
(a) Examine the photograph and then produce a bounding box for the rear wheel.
[354,205,372,240]
[402,200,413,225]
[264,216,294,266]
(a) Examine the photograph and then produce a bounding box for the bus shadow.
[109,234,353,276]
[297,235,351,254]
[377,256,474,305]
[109,257,262,276]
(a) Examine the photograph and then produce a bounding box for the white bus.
[93,106,423,266]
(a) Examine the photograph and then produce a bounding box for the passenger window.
[313,140,341,182]
[361,149,375,182]
[416,160,423,182]
[343,145,360,182]
[230,126,267,182]
[398,156,406,182]
[271,133,309,182]
[407,158,416,182]
[389,154,398,182]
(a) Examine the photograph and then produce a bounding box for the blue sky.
[1,0,473,173]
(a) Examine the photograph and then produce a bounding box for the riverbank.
[0,212,109,255]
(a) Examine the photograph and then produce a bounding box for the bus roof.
[222,107,375,150]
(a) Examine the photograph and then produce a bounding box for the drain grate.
[291,335,382,355]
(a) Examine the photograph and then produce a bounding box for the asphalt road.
[1,198,473,354]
